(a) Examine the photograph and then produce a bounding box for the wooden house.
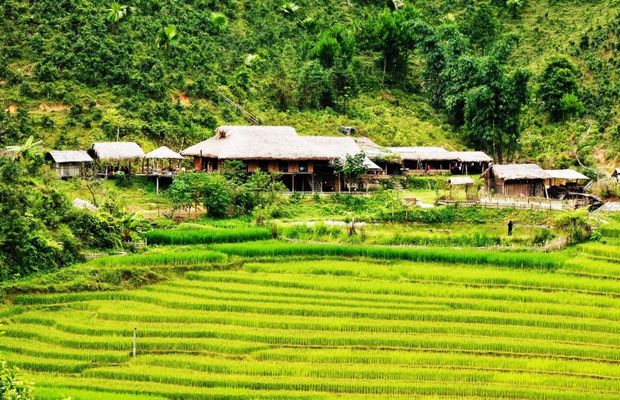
[181,126,376,192]
[88,142,145,177]
[483,164,548,197]
[386,146,456,174]
[450,152,493,174]
[544,169,590,198]
[46,150,93,178]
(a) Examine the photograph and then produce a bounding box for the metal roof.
[47,150,93,163]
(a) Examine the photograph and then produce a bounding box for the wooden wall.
[52,162,82,178]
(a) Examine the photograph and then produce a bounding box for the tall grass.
[145,228,271,245]
[89,250,227,267]
[211,241,565,269]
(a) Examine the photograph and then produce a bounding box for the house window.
[299,162,308,173]
[259,161,269,172]
[279,161,288,173]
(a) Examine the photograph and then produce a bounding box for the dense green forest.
[0,0,618,168]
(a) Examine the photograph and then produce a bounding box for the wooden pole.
[132,327,137,357]
[156,176,160,195]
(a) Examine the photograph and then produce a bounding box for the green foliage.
[0,361,35,400]
[553,211,592,244]
[538,58,581,121]
[332,152,369,191]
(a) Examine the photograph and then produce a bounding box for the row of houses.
[46,125,609,198]
[47,143,183,178]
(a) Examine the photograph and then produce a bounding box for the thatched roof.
[354,137,396,160]
[387,146,457,161]
[448,176,475,185]
[304,136,381,170]
[145,146,184,160]
[181,126,335,160]
[452,151,492,163]
[544,169,589,181]
[47,150,93,163]
[490,164,547,180]
[90,142,145,161]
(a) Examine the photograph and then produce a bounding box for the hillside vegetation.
[0,0,618,169]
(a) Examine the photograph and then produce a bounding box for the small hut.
[144,146,185,194]
[544,169,590,198]
[46,150,93,178]
[484,164,548,198]
[447,176,476,200]
[144,146,184,174]
[89,142,145,177]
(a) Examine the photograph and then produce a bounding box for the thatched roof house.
[354,137,395,160]
[304,136,381,171]
[182,126,382,192]
[452,151,493,163]
[46,150,93,178]
[89,142,145,162]
[181,126,331,161]
[484,164,548,197]
[145,146,184,160]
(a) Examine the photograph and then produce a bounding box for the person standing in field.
[507,220,514,236]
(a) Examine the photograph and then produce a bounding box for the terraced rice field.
[2,230,620,399]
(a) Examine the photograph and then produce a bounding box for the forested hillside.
[0,0,618,170]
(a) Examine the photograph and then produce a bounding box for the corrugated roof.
[145,146,184,159]
[90,142,145,161]
[544,169,590,181]
[304,136,381,170]
[491,164,548,180]
[182,126,335,160]
[47,150,93,163]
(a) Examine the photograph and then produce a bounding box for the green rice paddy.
[1,226,620,399]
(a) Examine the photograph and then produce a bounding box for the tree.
[460,3,498,51]
[363,7,420,85]
[538,58,581,121]
[333,152,369,192]
[5,136,42,161]
[202,173,233,217]
[244,171,286,210]
[463,61,529,162]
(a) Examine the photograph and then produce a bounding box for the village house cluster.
[46,125,609,200]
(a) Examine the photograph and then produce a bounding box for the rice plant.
[211,241,565,269]
[145,228,271,245]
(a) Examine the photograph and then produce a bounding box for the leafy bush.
[0,361,35,400]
